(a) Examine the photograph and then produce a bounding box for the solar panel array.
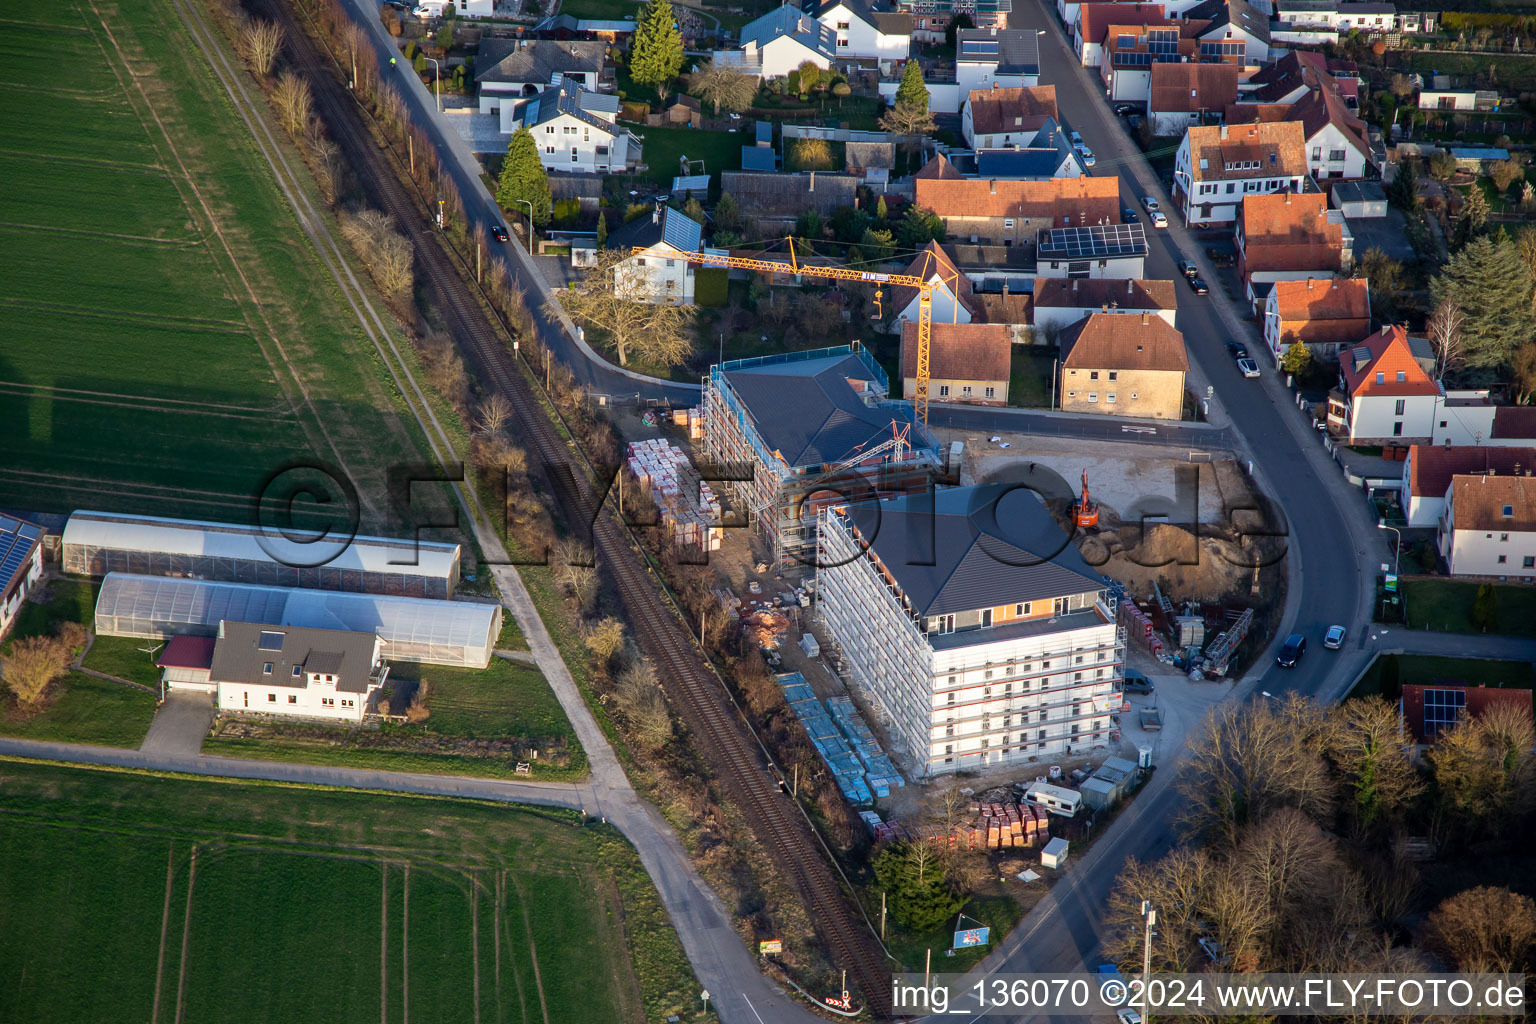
[1148,28,1178,41]
[1038,222,1148,259]
[961,40,999,55]
[1422,688,1466,737]
[0,516,43,594]
[1200,40,1245,59]
[1149,40,1179,54]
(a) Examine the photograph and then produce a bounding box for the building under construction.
[699,345,942,573]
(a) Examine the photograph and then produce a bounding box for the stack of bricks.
[875,802,1053,852]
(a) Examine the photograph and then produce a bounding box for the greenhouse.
[94,573,501,669]
[62,510,461,599]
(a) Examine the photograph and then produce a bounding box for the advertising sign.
[954,927,991,948]
[759,939,782,955]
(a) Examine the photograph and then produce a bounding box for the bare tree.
[238,19,284,78]
[615,660,672,750]
[582,617,627,663]
[689,59,759,115]
[1179,694,1335,847]
[405,679,430,722]
[1103,848,1213,972]
[273,71,313,137]
[1428,702,1536,838]
[555,540,598,611]
[1324,694,1423,828]
[477,393,512,435]
[1,636,70,711]
[879,102,937,156]
[340,208,415,301]
[553,250,696,368]
[1425,298,1466,380]
[1427,886,1536,973]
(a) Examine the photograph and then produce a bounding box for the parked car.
[490,224,510,243]
[1150,211,1168,228]
[1142,196,1159,213]
[1114,103,1139,116]
[1187,276,1209,295]
[1237,357,1261,378]
[1070,130,1084,146]
[1276,633,1307,667]
[1122,205,1139,222]
[1177,259,1198,280]
[1078,146,1096,166]
[1122,670,1155,695]
[1226,341,1249,359]
[1118,1010,1144,1024]
[1323,624,1346,649]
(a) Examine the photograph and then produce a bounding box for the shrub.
[694,267,729,306]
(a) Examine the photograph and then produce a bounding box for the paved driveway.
[139,691,215,756]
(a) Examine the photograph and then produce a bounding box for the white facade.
[617,244,696,305]
[0,523,44,638]
[815,3,910,60]
[1174,137,1309,227]
[1305,121,1368,179]
[881,78,962,113]
[895,280,972,327]
[1419,90,1479,111]
[216,668,382,724]
[524,111,634,172]
[1034,302,1176,334]
[815,507,1124,778]
[1335,390,1438,444]
[748,34,834,78]
[1438,489,1536,579]
[1103,66,1152,103]
[1037,253,1147,280]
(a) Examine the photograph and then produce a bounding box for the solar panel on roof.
[1119,52,1151,66]
[1038,223,1148,259]
[258,630,286,651]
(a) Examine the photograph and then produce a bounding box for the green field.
[0,760,708,1024]
[0,1,430,526]
[1350,653,1536,702]
[1400,578,1536,636]
[203,657,586,779]
[628,123,744,186]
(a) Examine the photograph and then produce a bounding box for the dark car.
[1122,670,1155,695]
[1276,633,1307,668]
[1122,205,1139,222]
[1177,259,1198,280]
[1187,276,1209,295]
[1226,341,1249,359]
[490,223,510,243]
[1114,103,1139,116]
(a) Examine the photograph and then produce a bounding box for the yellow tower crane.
[637,238,961,426]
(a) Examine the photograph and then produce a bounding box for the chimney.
[1306,279,1314,290]
[1127,278,1134,294]
[1072,279,1079,293]
[990,26,997,35]
[990,180,998,195]
[1002,280,1010,296]
[809,171,816,191]
[1141,312,1149,325]
[1284,193,1291,204]
[1220,123,1228,139]
[1102,303,1109,313]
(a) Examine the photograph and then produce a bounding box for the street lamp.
[1377,521,1403,579]
[423,56,442,113]
[1172,168,1192,226]
[514,198,534,242]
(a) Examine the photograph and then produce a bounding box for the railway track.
[245,0,894,1014]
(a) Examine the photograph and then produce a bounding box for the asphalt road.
[930,404,1237,449]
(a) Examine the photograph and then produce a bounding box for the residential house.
[1173,121,1309,227]
[1402,445,1536,527]
[1449,147,1510,175]
[207,621,389,723]
[1180,0,1270,63]
[956,28,1043,93]
[0,515,45,638]
[719,170,858,231]
[1059,312,1189,420]
[962,85,1059,149]
[1272,1,1399,42]
[1433,400,1536,449]
[1330,180,1387,218]
[974,131,1086,180]
[896,0,1009,40]
[1235,192,1350,308]
[1099,22,1227,104]
[530,14,640,42]
[1037,223,1149,279]
[700,346,942,570]
[1060,0,1203,28]
[1031,277,1178,334]
[1147,62,1240,136]
[900,322,1011,405]
[890,241,979,327]
[1262,276,1370,363]
[1228,84,1372,179]
[914,155,1122,245]
[514,80,638,172]
[1437,473,1536,579]
[808,0,912,61]
[1327,325,1441,444]
[814,483,1126,777]
[738,4,836,79]
[474,38,607,113]
[1073,4,1170,66]
[606,206,705,305]
[1400,683,1533,743]
[548,173,604,215]
[973,283,1033,339]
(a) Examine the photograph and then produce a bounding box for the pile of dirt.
[1075,518,1286,606]
[742,608,790,650]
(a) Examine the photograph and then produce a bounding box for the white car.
[1078,146,1096,166]
[1141,196,1159,212]
[1150,211,1168,228]
[1237,357,1261,378]
[1324,624,1346,649]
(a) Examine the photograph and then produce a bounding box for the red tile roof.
[1401,684,1533,743]
[914,153,966,180]
[1060,312,1188,372]
[1407,445,1536,498]
[1287,85,1371,158]
[900,322,1012,382]
[1340,325,1441,398]
[914,170,1123,225]
[1185,121,1308,182]
[1225,102,1297,124]
[1032,276,1178,312]
[1270,277,1370,347]
[1238,193,1344,275]
[1077,3,1169,45]
[1450,472,1536,532]
[892,241,980,319]
[1493,406,1536,441]
[965,85,1059,137]
[1148,62,1240,115]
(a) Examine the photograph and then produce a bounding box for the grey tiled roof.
[844,484,1103,616]
[724,352,914,468]
[211,621,380,693]
[741,3,837,55]
[522,79,620,134]
[956,28,1040,75]
[607,206,704,254]
[475,38,606,84]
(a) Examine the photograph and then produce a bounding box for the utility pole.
[792,761,799,798]
[1142,902,1158,1024]
[881,891,887,940]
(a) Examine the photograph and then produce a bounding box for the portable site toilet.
[1041,837,1070,869]
[1024,781,1083,818]
[1137,746,1153,769]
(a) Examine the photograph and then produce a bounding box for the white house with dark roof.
[206,621,389,723]
[0,515,45,639]
[606,206,705,305]
[815,484,1125,777]
[1182,0,1271,63]
[737,4,836,78]
[956,28,1042,93]
[514,80,639,172]
[475,38,608,113]
[807,0,911,60]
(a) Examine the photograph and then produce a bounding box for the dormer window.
[1396,371,1406,382]
[293,665,303,677]
[1504,504,1516,517]
[1376,372,1385,384]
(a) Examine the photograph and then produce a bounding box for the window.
[545,126,555,134]
[945,724,954,737]
[938,384,950,397]
[1329,149,1347,162]
[1040,709,1049,721]
[837,20,849,28]
[288,695,298,704]
[948,690,956,705]
[985,386,995,398]
[571,149,579,161]
[1117,33,1135,48]
[1088,392,1098,402]
[292,665,303,677]
[1108,371,1118,381]
[1311,146,1322,160]
[962,385,973,397]
[1441,420,1448,428]
[1376,372,1385,384]
[1090,371,1099,380]
[267,693,276,703]
[1395,399,1406,415]
[1393,422,1403,436]
[1015,602,1029,616]
[1524,556,1535,568]
[1497,555,1507,564]
[262,662,273,675]
[545,146,555,155]
[1501,534,1510,542]
[322,698,335,707]
[1068,390,1077,398]
[981,609,992,627]
[1004,218,1015,229]
[1396,371,1406,382]
[1503,504,1515,517]
[1107,393,1117,403]
[1131,392,1138,399]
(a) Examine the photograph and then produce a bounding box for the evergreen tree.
[595,211,608,248]
[1453,187,1489,249]
[1430,235,1534,370]
[873,843,966,932]
[897,205,945,247]
[1471,583,1498,632]
[894,58,929,113]
[1280,340,1313,377]
[495,127,552,227]
[714,191,740,231]
[875,195,889,223]
[629,0,684,91]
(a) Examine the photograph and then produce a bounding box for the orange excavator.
[1072,469,1099,528]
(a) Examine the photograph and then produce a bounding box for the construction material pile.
[743,607,789,650]
[779,673,909,807]
[626,439,722,551]
[872,801,1050,852]
[826,696,904,798]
